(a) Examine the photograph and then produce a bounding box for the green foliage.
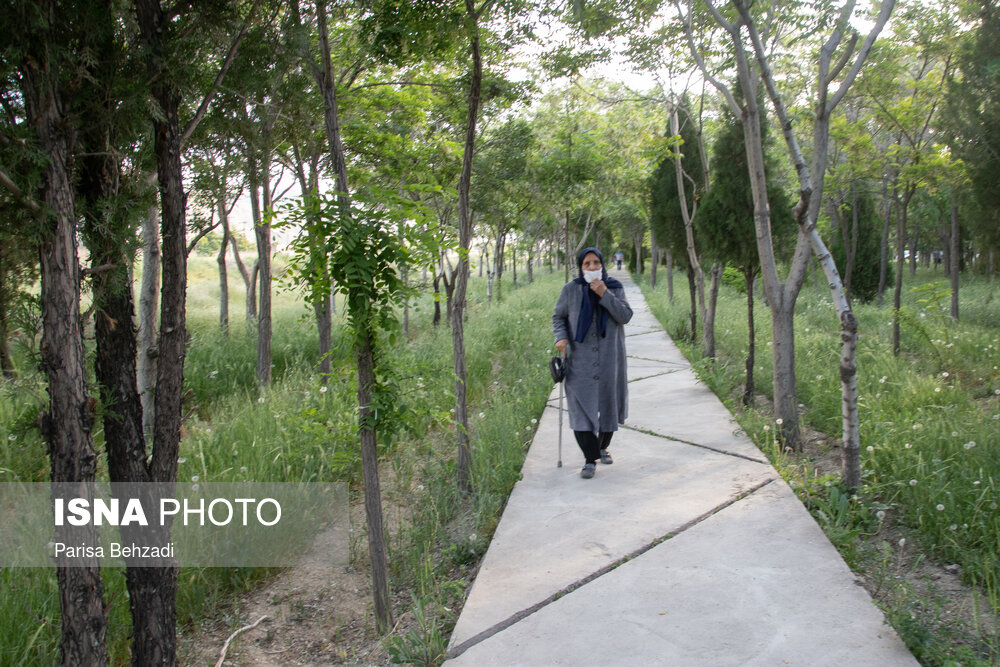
[827,190,891,303]
[277,186,444,437]
[948,0,1000,259]
[0,377,48,482]
[384,594,449,666]
[649,101,702,269]
[695,92,795,272]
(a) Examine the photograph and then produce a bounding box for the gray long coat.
[552,281,633,434]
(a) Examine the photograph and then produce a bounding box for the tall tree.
[4,3,110,661]
[947,0,1000,277]
[650,103,705,343]
[682,0,894,487]
[697,92,794,406]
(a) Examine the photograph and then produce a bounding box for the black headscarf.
[573,247,623,342]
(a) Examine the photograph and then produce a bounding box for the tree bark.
[650,231,659,288]
[892,186,914,356]
[138,202,160,441]
[22,44,109,664]
[218,199,230,335]
[877,176,893,306]
[687,267,697,342]
[670,107,710,357]
[0,245,14,378]
[311,0,393,632]
[453,0,483,495]
[705,263,721,358]
[743,270,756,408]
[950,198,960,320]
[134,0,190,661]
[356,329,392,633]
[666,250,674,302]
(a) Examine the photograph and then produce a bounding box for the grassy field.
[638,267,1000,666]
[0,253,562,665]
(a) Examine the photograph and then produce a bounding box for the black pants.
[574,431,613,464]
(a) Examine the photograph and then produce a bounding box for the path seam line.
[621,423,770,465]
[446,477,776,660]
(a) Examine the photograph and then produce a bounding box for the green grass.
[0,253,563,666]
[639,267,1000,665]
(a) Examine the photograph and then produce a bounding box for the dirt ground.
[180,498,407,667]
[183,412,997,666]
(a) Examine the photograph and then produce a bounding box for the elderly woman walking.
[553,247,633,478]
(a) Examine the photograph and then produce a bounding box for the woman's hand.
[589,279,607,298]
[555,339,568,356]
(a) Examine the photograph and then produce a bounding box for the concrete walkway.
[444,270,917,666]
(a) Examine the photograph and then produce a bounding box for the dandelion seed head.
[866,446,874,452]
[909,479,918,486]
[936,504,945,511]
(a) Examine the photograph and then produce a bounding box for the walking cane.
[549,351,567,468]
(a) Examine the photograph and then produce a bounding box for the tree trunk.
[950,198,960,320]
[228,233,255,322]
[249,160,272,388]
[22,49,109,664]
[512,242,517,286]
[138,202,160,441]
[670,107,710,357]
[453,0,482,495]
[312,0,393,632]
[494,229,506,303]
[433,270,443,327]
[314,288,333,380]
[356,329,392,633]
[877,179,893,307]
[705,263,721,358]
[687,267,697,342]
[845,182,860,304]
[0,246,14,378]
[135,0,191,661]
[892,188,913,356]
[666,250,674,301]
[218,199,230,335]
[564,210,571,283]
[743,270,756,407]
[650,231,659,288]
[248,258,260,326]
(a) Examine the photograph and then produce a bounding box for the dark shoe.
[580,463,596,479]
[600,449,613,465]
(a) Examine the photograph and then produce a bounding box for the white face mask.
[583,269,603,283]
